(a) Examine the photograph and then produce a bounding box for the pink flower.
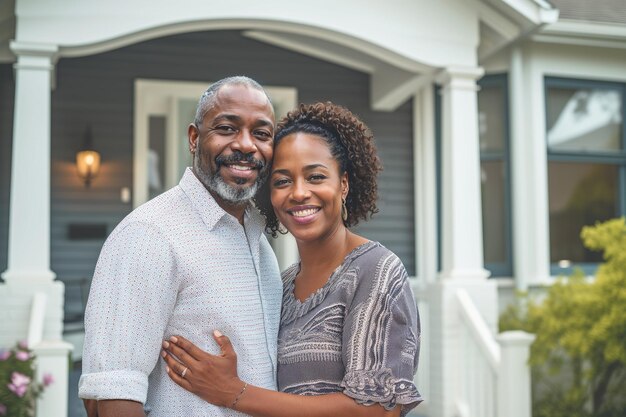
[0,350,9,361]
[0,403,6,416]
[7,383,28,397]
[18,340,29,350]
[15,351,30,361]
[43,373,54,387]
[7,372,31,398]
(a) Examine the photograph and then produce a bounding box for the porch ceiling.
[242,30,436,112]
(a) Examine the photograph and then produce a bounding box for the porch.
[0,1,557,416]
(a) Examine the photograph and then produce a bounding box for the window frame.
[544,76,626,275]
[478,74,513,277]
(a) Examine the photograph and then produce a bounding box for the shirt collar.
[179,168,265,239]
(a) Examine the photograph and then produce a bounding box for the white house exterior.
[0,0,624,416]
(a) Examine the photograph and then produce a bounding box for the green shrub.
[500,218,626,417]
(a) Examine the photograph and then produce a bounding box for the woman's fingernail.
[162,341,169,349]
[161,350,166,358]
[214,330,223,337]
[166,366,170,373]
[170,336,178,343]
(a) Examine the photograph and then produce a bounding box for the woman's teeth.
[292,208,319,217]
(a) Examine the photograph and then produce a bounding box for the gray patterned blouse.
[277,241,422,416]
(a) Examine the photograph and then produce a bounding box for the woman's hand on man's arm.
[162,333,402,417]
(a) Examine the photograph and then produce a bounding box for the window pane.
[548,162,619,263]
[481,161,507,264]
[478,84,505,152]
[547,86,623,153]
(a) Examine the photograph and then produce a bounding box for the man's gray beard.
[193,156,260,206]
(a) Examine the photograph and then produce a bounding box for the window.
[546,77,625,272]
[478,75,512,276]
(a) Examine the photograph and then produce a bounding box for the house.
[1,0,624,416]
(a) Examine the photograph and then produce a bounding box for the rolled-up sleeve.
[79,222,178,403]
[340,253,423,416]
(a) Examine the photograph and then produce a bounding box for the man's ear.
[188,123,199,155]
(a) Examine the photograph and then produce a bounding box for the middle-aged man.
[79,76,283,417]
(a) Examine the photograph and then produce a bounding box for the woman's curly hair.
[254,102,382,237]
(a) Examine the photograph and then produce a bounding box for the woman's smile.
[287,205,322,224]
[270,132,347,243]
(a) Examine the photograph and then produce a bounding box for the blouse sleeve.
[78,221,179,404]
[340,251,423,416]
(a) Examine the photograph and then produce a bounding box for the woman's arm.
[161,334,401,417]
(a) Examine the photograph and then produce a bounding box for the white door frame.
[133,78,299,269]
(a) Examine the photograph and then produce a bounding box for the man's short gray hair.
[194,76,272,126]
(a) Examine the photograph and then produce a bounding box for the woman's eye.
[308,174,327,182]
[272,178,290,187]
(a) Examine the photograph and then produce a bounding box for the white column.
[435,66,490,281]
[0,42,65,347]
[2,41,58,283]
[428,67,499,417]
[497,331,536,417]
[34,340,74,417]
[414,88,438,285]
[509,46,551,290]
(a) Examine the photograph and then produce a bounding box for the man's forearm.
[97,400,146,417]
[83,399,98,417]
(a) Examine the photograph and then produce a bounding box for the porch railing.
[455,289,535,417]
[28,292,74,417]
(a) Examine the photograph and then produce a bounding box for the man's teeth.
[229,164,253,171]
[292,208,319,217]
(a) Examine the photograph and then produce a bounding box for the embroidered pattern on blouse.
[277,242,422,416]
[282,380,343,396]
[278,303,345,364]
[344,253,406,372]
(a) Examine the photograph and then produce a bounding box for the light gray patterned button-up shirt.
[79,168,282,416]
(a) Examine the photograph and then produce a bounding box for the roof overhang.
[533,20,626,49]
[477,0,559,61]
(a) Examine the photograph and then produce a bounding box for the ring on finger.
[181,367,188,378]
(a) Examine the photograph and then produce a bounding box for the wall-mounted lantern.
[76,126,101,187]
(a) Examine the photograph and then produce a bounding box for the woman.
[161,102,422,417]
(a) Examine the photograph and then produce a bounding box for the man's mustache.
[215,151,265,171]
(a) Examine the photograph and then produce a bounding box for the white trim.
[243,30,375,74]
[371,71,435,112]
[492,0,559,25]
[532,35,626,50]
[533,20,626,49]
[542,20,626,40]
[57,19,435,73]
[476,0,521,40]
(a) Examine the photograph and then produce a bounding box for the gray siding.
[47,30,415,318]
[0,64,13,278]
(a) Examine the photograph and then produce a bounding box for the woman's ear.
[341,172,349,200]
